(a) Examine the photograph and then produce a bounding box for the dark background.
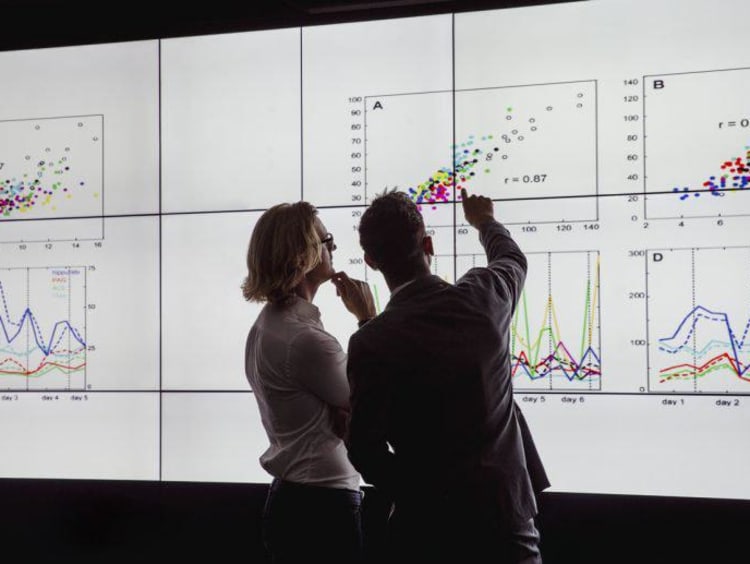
[0,1,747,562]
[1,478,747,562]
[0,0,575,50]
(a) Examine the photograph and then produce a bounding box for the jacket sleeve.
[344,331,397,498]
[514,401,551,494]
[475,219,527,309]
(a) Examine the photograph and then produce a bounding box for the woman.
[242,201,375,564]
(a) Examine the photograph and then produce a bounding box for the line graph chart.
[647,247,750,393]
[0,266,87,390]
[458,250,601,390]
[511,251,601,390]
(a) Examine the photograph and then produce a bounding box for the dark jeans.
[262,478,364,564]
[388,500,542,563]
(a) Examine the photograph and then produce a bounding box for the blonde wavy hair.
[242,202,322,303]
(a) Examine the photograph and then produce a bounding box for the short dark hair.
[358,190,425,271]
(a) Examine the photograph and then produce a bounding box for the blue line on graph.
[0,281,86,354]
[658,305,750,377]
[513,344,601,381]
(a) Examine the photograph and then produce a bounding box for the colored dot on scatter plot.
[673,185,688,193]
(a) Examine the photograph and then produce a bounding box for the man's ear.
[364,253,378,270]
[422,235,434,257]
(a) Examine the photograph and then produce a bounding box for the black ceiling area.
[0,0,578,50]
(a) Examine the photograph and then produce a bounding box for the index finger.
[460,187,468,200]
[332,271,352,283]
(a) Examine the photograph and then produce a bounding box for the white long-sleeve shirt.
[245,296,360,490]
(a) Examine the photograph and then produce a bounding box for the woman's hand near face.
[330,271,376,322]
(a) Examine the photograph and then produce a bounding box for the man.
[344,188,549,562]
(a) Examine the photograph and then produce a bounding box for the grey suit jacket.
[346,219,549,526]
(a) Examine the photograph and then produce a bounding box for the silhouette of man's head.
[358,190,432,281]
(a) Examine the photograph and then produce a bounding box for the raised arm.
[460,187,527,306]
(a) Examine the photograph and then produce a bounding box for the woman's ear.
[297,252,313,275]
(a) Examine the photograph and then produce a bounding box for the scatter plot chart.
[364,80,598,223]
[0,266,87,390]
[363,91,453,209]
[643,68,750,219]
[457,250,601,390]
[0,115,103,242]
[647,247,750,394]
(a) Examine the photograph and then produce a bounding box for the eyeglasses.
[320,233,335,252]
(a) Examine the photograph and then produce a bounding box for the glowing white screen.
[0,0,748,498]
